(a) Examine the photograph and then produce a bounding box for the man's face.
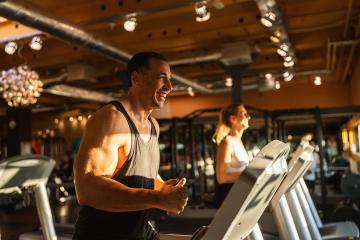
[137,59,172,109]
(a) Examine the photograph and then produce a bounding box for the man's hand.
[156,178,188,214]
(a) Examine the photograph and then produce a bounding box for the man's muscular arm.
[74,106,187,213]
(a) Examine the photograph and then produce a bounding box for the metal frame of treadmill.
[200,140,290,240]
[0,155,57,240]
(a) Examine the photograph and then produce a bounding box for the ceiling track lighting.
[225,77,233,87]
[283,60,295,67]
[270,31,282,43]
[29,36,43,50]
[284,56,293,62]
[276,48,287,57]
[270,35,280,43]
[265,73,273,79]
[283,72,294,82]
[4,35,44,55]
[4,41,17,55]
[275,81,281,90]
[279,43,289,52]
[123,15,137,32]
[260,11,276,28]
[255,0,297,71]
[314,76,322,86]
[187,87,195,96]
[195,1,211,22]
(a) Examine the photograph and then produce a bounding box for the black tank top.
[73,101,160,240]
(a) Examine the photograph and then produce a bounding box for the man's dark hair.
[125,52,167,90]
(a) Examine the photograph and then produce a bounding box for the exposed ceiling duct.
[40,72,115,103]
[169,53,222,67]
[0,0,221,95]
[44,84,115,103]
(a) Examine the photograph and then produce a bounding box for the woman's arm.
[216,138,244,184]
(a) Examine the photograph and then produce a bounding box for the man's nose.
[165,78,173,91]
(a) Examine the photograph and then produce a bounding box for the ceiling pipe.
[41,72,67,86]
[44,84,116,103]
[0,0,216,94]
[169,53,222,67]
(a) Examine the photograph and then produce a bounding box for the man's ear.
[131,71,141,87]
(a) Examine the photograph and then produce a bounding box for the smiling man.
[73,52,188,240]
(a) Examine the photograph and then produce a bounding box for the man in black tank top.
[73,52,188,240]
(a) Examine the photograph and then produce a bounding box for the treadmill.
[260,141,360,240]
[0,154,73,240]
[259,141,315,239]
[295,178,359,240]
[5,140,290,240]
[161,139,290,240]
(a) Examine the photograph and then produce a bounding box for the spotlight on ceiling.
[187,87,195,96]
[29,36,43,51]
[195,1,211,22]
[225,77,233,87]
[314,76,322,86]
[4,41,17,55]
[265,73,273,79]
[284,56,293,62]
[260,11,276,28]
[123,16,137,32]
[283,60,294,67]
[270,30,282,43]
[283,71,293,82]
[279,43,289,52]
[275,80,281,89]
[276,48,287,57]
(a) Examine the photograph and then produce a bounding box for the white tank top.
[228,137,250,172]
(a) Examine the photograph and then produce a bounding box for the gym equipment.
[259,141,315,240]
[0,154,74,240]
[260,141,360,240]
[5,140,289,240]
[161,139,290,240]
[297,178,359,240]
[340,174,360,202]
[0,155,57,240]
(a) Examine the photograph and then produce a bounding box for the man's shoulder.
[88,103,129,131]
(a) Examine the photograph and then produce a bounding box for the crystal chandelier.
[0,65,43,107]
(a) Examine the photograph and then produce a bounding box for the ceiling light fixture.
[260,11,276,28]
[283,72,293,82]
[314,76,322,86]
[4,41,18,55]
[29,36,43,50]
[265,73,273,79]
[0,65,43,107]
[276,48,287,57]
[269,35,280,43]
[123,16,137,32]
[187,87,195,96]
[225,77,233,87]
[283,60,294,67]
[195,1,211,22]
[275,81,281,89]
[284,56,293,62]
[279,43,289,52]
[270,30,282,43]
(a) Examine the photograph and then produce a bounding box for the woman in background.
[212,104,251,208]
